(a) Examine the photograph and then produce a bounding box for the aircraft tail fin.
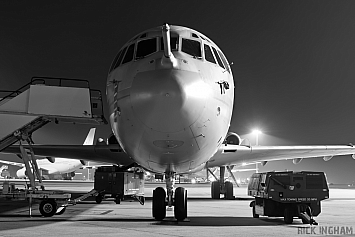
[83,128,96,145]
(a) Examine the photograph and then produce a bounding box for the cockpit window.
[182,38,201,58]
[139,33,147,39]
[109,49,123,72]
[218,50,230,72]
[160,37,179,51]
[136,38,157,59]
[122,44,135,64]
[204,45,216,64]
[110,47,127,70]
[212,47,225,69]
[191,33,199,39]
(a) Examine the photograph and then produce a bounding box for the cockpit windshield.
[136,38,157,59]
[181,38,201,58]
[110,29,225,73]
[204,44,216,64]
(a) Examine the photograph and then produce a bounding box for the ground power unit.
[94,166,145,205]
[248,171,329,225]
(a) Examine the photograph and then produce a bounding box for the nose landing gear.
[152,172,188,221]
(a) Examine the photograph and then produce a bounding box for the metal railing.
[0,76,106,122]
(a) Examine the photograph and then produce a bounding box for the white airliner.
[1,128,102,179]
[2,24,355,221]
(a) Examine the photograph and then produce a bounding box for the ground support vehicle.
[1,181,72,217]
[1,181,101,217]
[248,171,329,225]
[94,166,145,205]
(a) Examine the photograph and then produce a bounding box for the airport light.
[252,129,262,146]
[252,129,262,173]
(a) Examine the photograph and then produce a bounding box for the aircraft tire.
[174,187,187,221]
[39,199,57,217]
[152,187,166,220]
[211,181,220,199]
[224,181,234,200]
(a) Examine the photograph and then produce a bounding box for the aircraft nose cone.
[130,69,208,133]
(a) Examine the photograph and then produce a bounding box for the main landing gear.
[152,172,188,221]
[209,166,236,200]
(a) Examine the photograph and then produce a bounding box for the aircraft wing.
[0,159,25,167]
[1,144,133,167]
[207,144,355,168]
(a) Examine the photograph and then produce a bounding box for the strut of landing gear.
[152,172,188,221]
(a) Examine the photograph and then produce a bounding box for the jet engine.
[107,133,119,145]
[106,133,123,152]
[16,168,27,179]
[46,157,55,163]
[96,133,122,150]
[223,132,242,145]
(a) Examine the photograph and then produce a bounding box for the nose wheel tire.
[152,187,166,220]
[174,187,187,221]
[39,199,57,217]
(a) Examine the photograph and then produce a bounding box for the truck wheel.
[115,195,121,204]
[39,199,57,217]
[211,181,220,199]
[252,204,259,218]
[284,207,293,224]
[95,195,103,204]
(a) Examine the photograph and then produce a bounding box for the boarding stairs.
[0,76,107,189]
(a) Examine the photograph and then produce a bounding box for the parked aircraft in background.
[0,128,108,179]
[2,24,355,221]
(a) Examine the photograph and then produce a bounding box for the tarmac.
[0,181,354,237]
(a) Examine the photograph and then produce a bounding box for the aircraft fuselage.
[107,25,234,174]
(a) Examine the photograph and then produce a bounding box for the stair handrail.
[0,77,91,103]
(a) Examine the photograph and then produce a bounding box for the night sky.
[1,1,355,184]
